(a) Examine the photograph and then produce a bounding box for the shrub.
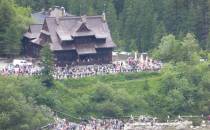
[96,101,123,117]
[113,89,134,113]
[74,95,91,115]
[35,95,55,108]
[0,84,53,130]
[191,118,202,126]
[91,84,114,102]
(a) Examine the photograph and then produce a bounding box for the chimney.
[81,15,87,24]
[61,6,65,17]
[102,11,106,22]
[102,3,106,22]
[48,8,52,15]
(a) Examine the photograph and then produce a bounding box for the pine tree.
[40,45,54,87]
[3,25,21,56]
[0,0,31,57]
[0,0,15,56]
[106,1,119,44]
[12,0,210,52]
[153,21,166,47]
[113,0,124,17]
[206,32,210,50]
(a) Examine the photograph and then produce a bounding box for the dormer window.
[77,23,90,32]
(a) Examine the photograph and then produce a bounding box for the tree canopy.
[152,33,200,63]
[1,0,210,56]
[40,44,54,87]
[0,0,31,57]
[14,0,210,52]
[0,77,53,130]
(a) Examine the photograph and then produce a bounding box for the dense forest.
[1,0,210,57]
[15,0,210,52]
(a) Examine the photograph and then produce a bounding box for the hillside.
[1,60,210,129]
[0,72,161,119]
[1,60,210,120]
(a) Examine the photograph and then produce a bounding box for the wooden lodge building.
[22,7,116,66]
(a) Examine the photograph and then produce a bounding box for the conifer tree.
[106,1,119,44]
[40,45,54,87]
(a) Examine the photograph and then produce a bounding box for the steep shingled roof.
[23,24,42,39]
[24,14,116,55]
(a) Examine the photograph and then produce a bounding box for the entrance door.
[79,54,96,65]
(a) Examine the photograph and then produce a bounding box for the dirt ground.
[163,127,210,130]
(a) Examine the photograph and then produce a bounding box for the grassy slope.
[0,72,162,119]
[49,72,162,118]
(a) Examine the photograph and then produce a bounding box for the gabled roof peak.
[25,12,116,50]
[77,22,90,32]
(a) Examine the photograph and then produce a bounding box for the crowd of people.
[0,56,163,79]
[52,57,162,79]
[44,118,125,130]
[42,114,210,130]
[0,64,41,76]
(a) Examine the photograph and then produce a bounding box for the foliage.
[0,77,53,130]
[1,0,210,55]
[0,0,31,57]
[152,34,181,62]
[91,84,114,103]
[0,60,210,121]
[13,0,210,52]
[43,63,210,120]
[95,101,123,117]
[191,118,202,126]
[40,44,54,87]
[90,84,134,117]
[152,33,200,63]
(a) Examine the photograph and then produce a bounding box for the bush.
[0,83,53,130]
[91,84,114,102]
[191,118,202,126]
[74,95,91,115]
[96,101,123,117]
[113,89,134,113]
[35,95,55,108]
